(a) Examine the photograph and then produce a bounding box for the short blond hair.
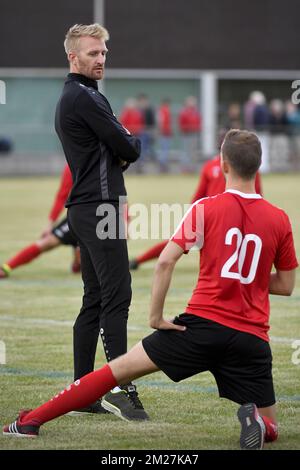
[64,23,109,54]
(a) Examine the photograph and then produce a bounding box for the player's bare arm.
[269,269,296,296]
[40,220,55,238]
[149,241,186,331]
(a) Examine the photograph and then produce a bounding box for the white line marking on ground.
[0,315,298,341]
[0,314,145,331]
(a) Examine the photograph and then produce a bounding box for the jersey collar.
[66,73,98,90]
[225,189,262,199]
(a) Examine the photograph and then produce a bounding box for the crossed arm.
[78,91,141,163]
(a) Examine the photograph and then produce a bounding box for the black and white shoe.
[237,403,265,450]
[3,410,39,438]
[102,384,149,422]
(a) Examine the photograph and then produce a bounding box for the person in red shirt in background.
[119,98,144,136]
[129,152,263,270]
[178,96,202,171]
[0,165,80,279]
[119,98,145,173]
[190,154,262,200]
[157,98,173,173]
[4,129,297,450]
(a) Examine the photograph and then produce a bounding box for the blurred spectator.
[285,101,300,134]
[0,136,13,155]
[137,94,156,162]
[251,91,270,173]
[157,98,173,172]
[119,98,145,173]
[285,101,300,170]
[226,103,242,129]
[243,91,258,130]
[269,99,289,171]
[244,91,269,132]
[178,96,202,171]
[119,98,144,136]
[269,99,288,134]
[252,92,270,131]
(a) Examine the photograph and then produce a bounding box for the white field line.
[0,314,145,331]
[0,315,298,341]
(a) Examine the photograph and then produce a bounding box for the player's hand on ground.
[150,317,186,331]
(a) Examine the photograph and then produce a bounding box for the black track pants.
[68,202,132,380]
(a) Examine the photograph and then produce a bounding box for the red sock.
[262,416,278,442]
[137,241,168,264]
[20,364,117,426]
[6,243,41,270]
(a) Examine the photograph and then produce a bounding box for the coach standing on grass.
[54,23,148,421]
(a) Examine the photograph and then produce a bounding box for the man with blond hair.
[52,24,148,420]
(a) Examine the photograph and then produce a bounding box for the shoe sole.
[101,399,148,422]
[237,403,264,450]
[101,399,132,422]
[3,431,37,438]
[67,409,109,416]
[67,411,94,416]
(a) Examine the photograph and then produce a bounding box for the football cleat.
[3,410,40,438]
[237,403,265,450]
[102,384,149,422]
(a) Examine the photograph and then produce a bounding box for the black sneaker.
[129,259,139,270]
[3,410,39,438]
[102,384,149,422]
[68,399,109,416]
[237,403,265,450]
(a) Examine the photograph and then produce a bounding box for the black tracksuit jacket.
[55,73,140,207]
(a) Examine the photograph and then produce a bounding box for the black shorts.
[142,314,275,408]
[52,217,78,247]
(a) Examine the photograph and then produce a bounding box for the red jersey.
[171,190,298,341]
[48,164,73,222]
[178,106,202,134]
[191,156,262,203]
[158,104,172,136]
[119,108,144,135]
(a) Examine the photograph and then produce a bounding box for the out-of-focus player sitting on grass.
[0,165,81,279]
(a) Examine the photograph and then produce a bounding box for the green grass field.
[0,173,299,450]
